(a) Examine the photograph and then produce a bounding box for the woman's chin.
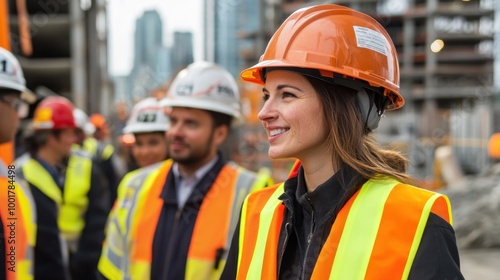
[268,148,289,160]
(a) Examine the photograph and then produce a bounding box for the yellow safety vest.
[0,160,36,280]
[20,154,92,253]
[98,159,271,280]
[61,152,93,251]
[237,178,452,280]
[83,137,114,161]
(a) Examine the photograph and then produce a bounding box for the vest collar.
[280,164,367,219]
[35,155,66,188]
[160,152,226,206]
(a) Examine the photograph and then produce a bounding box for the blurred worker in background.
[116,132,137,171]
[18,96,75,279]
[18,96,110,280]
[67,107,111,280]
[109,100,129,143]
[123,97,169,168]
[73,108,96,148]
[98,61,272,279]
[0,46,37,280]
[86,113,121,206]
[90,113,111,143]
[222,4,463,279]
[104,97,170,213]
[109,101,134,171]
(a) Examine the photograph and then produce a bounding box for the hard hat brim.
[0,80,36,104]
[160,98,242,119]
[241,60,405,111]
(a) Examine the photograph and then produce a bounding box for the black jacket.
[21,155,109,280]
[88,141,120,209]
[221,166,464,280]
[151,155,226,279]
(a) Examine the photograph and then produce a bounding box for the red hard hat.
[33,96,76,130]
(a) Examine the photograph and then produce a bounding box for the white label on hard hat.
[136,112,157,123]
[353,26,388,56]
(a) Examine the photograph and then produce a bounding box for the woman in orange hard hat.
[221,4,463,279]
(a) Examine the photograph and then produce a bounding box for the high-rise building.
[133,10,162,68]
[112,75,129,101]
[171,31,194,75]
[204,0,265,77]
[126,10,171,101]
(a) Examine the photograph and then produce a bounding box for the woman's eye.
[262,93,270,102]
[282,92,295,98]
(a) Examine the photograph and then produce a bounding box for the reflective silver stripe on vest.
[123,171,151,280]
[225,162,260,250]
[0,159,8,176]
[106,161,164,280]
[106,217,124,271]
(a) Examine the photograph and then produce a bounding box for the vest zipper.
[301,196,316,280]
[277,211,292,277]
[161,207,183,279]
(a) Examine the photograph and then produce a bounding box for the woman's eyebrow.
[276,84,302,92]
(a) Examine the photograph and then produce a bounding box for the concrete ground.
[459,248,500,279]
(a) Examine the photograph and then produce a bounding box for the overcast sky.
[107,0,203,76]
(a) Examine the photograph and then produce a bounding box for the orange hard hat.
[241,4,404,110]
[33,96,76,130]
[89,113,107,129]
[488,133,500,159]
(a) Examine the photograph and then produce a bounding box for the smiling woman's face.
[132,132,168,167]
[258,70,329,161]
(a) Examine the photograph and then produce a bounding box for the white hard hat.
[160,61,241,121]
[123,97,169,134]
[0,47,36,103]
[73,108,96,135]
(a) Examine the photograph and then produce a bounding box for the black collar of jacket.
[279,164,367,220]
[159,151,226,207]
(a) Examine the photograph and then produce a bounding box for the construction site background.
[2,0,500,278]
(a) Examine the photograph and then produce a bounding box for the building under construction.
[4,0,500,186]
[216,0,500,185]
[5,0,112,115]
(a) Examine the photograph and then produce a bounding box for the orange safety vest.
[99,159,269,279]
[0,161,36,280]
[236,178,452,280]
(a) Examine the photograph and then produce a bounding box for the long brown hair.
[304,75,414,185]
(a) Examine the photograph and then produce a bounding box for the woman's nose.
[258,98,277,122]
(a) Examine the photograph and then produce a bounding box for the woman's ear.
[357,88,381,133]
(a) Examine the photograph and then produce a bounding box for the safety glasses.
[0,94,29,118]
